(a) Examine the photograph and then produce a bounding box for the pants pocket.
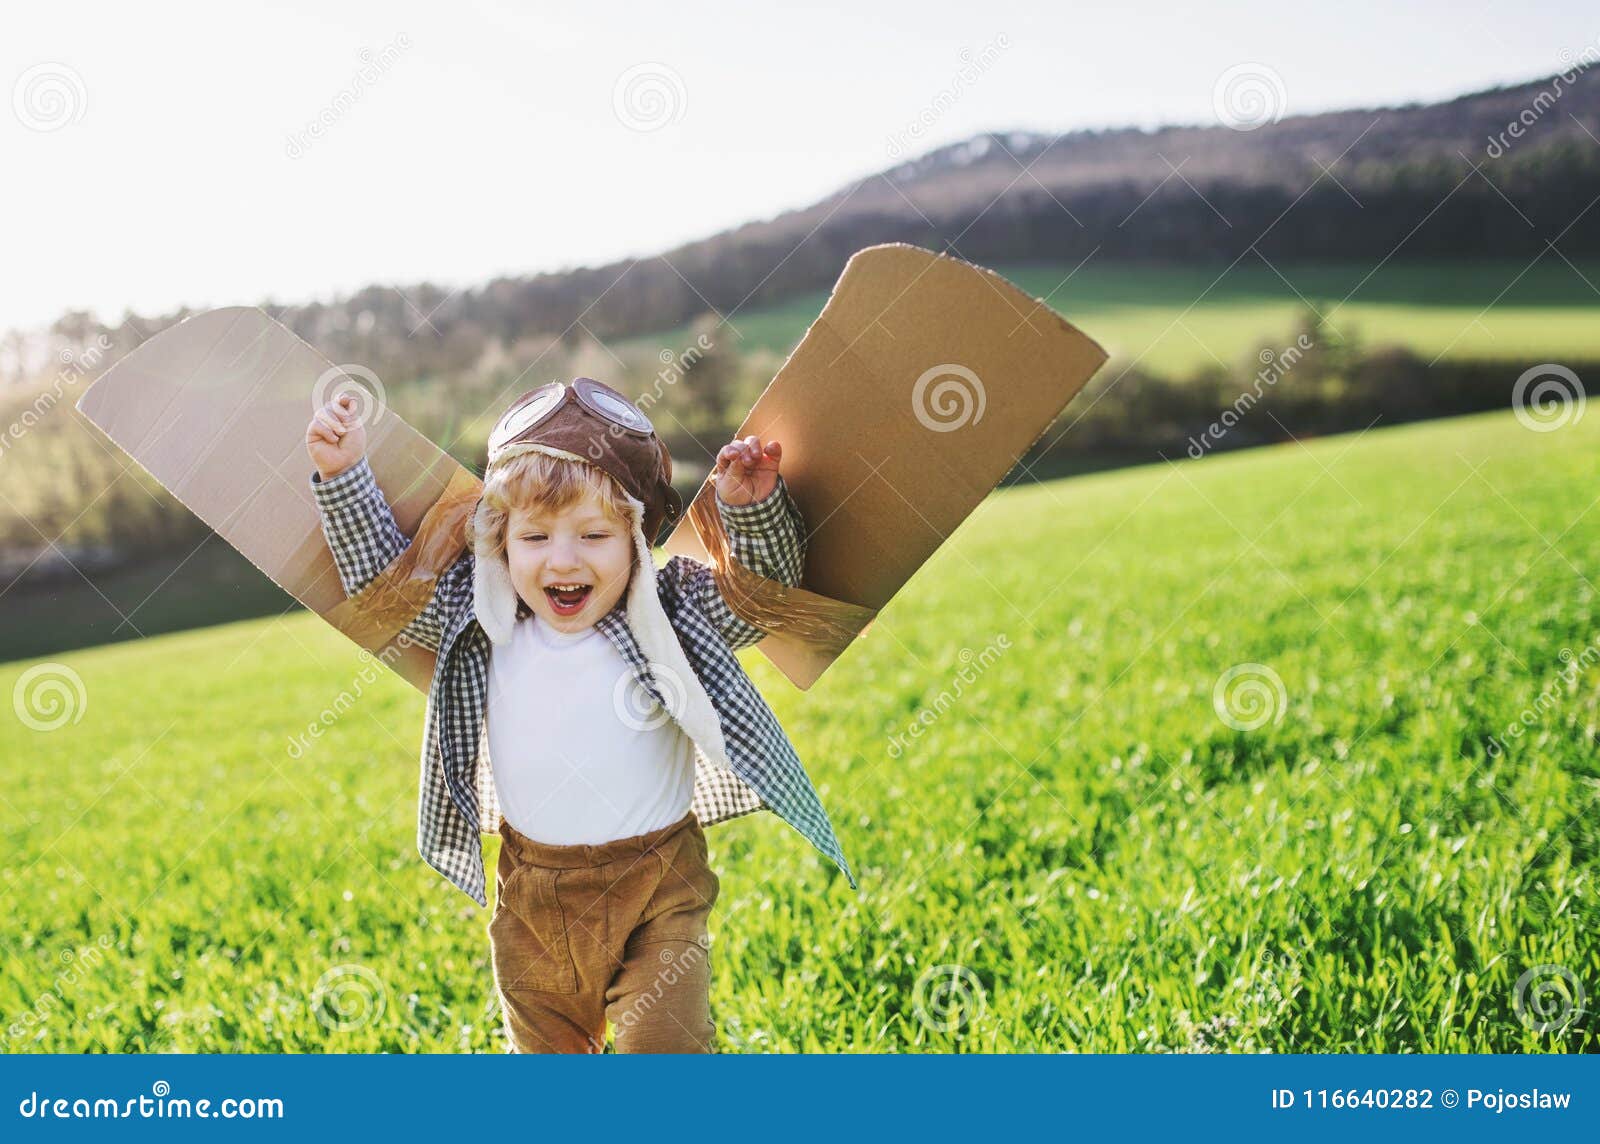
[636,824,720,946]
[489,864,580,995]
[683,821,721,907]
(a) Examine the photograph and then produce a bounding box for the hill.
[24,67,1600,390]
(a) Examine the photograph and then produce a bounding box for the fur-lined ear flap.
[616,487,735,773]
[471,499,520,646]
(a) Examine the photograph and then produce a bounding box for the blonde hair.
[475,450,635,567]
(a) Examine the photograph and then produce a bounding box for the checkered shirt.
[310,455,857,907]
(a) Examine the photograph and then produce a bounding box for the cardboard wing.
[74,307,465,693]
[665,243,1108,688]
[73,244,1106,696]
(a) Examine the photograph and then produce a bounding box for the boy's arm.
[661,474,806,652]
[310,455,461,653]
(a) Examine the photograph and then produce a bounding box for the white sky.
[4,0,1595,333]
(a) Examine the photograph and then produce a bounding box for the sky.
[4,0,1597,333]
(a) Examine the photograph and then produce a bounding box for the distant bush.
[2,307,1591,582]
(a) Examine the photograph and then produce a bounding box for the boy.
[304,378,855,1053]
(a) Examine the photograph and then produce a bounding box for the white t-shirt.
[485,614,697,845]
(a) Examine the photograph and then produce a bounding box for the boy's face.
[505,488,634,633]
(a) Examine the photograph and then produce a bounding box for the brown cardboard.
[75,306,460,693]
[73,244,1107,696]
[665,243,1108,688]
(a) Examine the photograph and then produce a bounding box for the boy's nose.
[547,543,582,571]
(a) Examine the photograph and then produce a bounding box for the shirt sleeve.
[309,455,461,653]
[659,474,806,652]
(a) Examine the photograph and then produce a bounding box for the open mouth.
[543,583,594,616]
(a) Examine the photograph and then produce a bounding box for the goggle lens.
[490,384,566,452]
[489,378,656,454]
[582,386,654,434]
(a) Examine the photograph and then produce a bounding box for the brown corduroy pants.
[488,808,721,1053]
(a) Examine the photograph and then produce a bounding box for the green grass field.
[3,407,1597,1052]
[632,258,1600,375]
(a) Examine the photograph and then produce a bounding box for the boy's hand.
[715,435,781,506]
[306,393,369,480]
